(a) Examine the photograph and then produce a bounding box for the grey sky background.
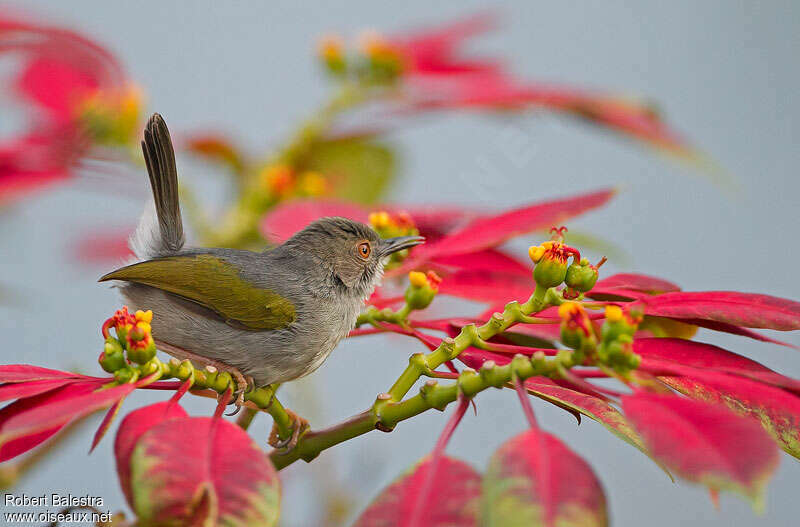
[1,1,799,525]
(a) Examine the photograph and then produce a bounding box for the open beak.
[380,235,425,256]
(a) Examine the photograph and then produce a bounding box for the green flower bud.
[127,339,156,365]
[99,337,126,373]
[404,271,441,310]
[565,258,600,292]
[114,367,135,384]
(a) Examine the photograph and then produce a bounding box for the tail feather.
[130,113,185,258]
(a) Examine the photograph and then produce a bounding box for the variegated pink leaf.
[352,456,481,527]
[633,291,800,331]
[623,392,779,508]
[128,416,280,526]
[483,430,607,526]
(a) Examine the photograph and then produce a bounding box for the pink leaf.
[411,188,616,260]
[437,269,533,304]
[594,273,680,294]
[623,392,779,507]
[633,291,800,331]
[431,249,530,275]
[635,338,800,393]
[114,401,188,505]
[0,378,81,402]
[260,199,369,242]
[0,364,93,383]
[90,397,126,453]
[483,430,607,526]
[655,370,800,460]
[0,381,129,455]
[0,425,64,462]
[352,456,481,527]
[128,416,280,526]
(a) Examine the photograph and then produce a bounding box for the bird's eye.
[357,241,371,259]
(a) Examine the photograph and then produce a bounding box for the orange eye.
[357,241,371,259]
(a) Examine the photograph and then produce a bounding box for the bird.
[99,113,424,446]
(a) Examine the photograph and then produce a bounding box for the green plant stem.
[270,284,561,470]
[270,348,574,470]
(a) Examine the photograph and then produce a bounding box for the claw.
[269,410,308,453]
[224,374,252,416]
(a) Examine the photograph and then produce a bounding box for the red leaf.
[411,188,616,260]
[90,397,126,453]
[72,227,134,264]
[114,401,188,505]
[0,365,92,383]
[635,338,800,393]
[0,425,64,463]
[0,381,101,461]
[431,249,530,275]
[0,381,129,454]
[483,430,607,526]
[260,199,369,242]
[678,319,799,350]
[594,273,680,294]
[128,416,280,526]
[0,379,81,402]
[437,269,533,304]
[622,392,779,507]
[655,370,800,460]
[352,456,481,527]
[633,291,800,331]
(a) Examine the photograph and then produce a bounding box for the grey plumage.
[106,114,423,388]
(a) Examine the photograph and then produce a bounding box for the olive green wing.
[99,254,296,331]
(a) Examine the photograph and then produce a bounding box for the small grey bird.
[100,114,423,433]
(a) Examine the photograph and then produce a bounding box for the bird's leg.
[268,407,309,452]
[154,339,252,414]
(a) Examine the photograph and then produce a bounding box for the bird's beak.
[380,235,425,256]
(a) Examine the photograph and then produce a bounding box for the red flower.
[0,13,139,204]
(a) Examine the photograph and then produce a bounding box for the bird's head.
[284,217,424,298]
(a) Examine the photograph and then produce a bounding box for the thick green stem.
[270,348,572,470]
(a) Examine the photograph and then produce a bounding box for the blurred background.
[1,1,799,525]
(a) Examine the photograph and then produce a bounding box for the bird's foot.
[224,373,255,416]
[153,339,253,416]
[268,409,309,453]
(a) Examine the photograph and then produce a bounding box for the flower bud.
[405,271,441,310]
[317,34,346,75]
[114,367,135,384]
[99,337,126,373]
[531,241,576,289]
[565,258,599,292]
[558,302,596,356]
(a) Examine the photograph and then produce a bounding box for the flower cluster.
[99,307,157,378]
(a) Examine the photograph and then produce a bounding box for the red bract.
[376,14,699,156]
[124,415,281,527]
[0,364,155,461]
[114,401,189,505]
[632,291,800,331]
[483,430,607,527]
[623,392,779,508]
[352,456,482,527]
[0,13,137,204]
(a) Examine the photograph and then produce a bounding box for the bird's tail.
[129,113,185,259]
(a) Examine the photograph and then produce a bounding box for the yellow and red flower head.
[557,301,595,353]
[317,34,347,75]
[528,234,581,289]
[406,270,441,310]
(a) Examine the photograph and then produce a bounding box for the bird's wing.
[100,254,296,331]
